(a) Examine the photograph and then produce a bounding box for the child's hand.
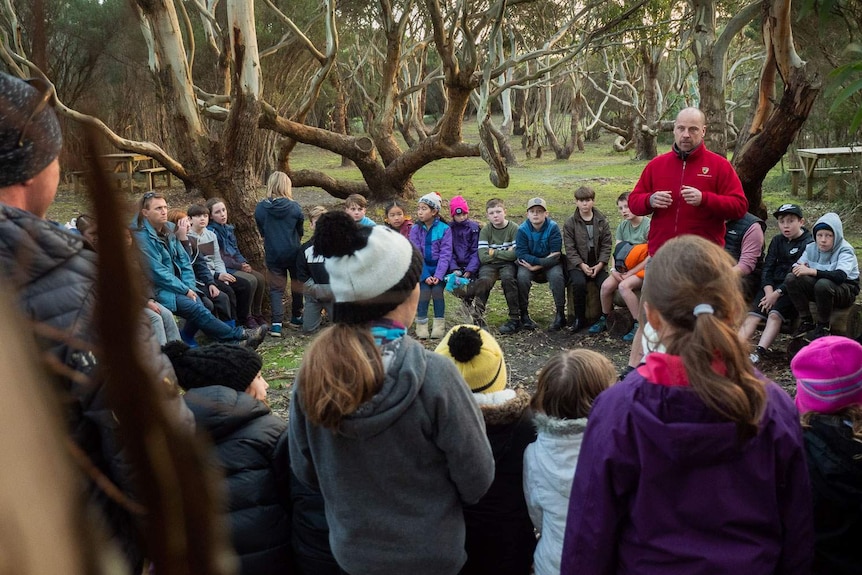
[791,263,814,277]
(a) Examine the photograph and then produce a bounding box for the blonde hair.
[308,205,328,221]
[267,171,293,200]
[643,235,766,440]
[297,324,384,428]
[532,349,615,419]
[345,193,367,209]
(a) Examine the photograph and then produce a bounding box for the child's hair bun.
[314,211,369,258]
[446,326,483,362]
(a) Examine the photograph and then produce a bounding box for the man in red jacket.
[627,107,748,255]
[621,108,748,378]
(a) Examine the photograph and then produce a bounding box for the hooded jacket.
[804,414,862,575]
[461,388,536,575]
[184,386,293,575]
[289,335,494,575]
[523,414,588,575]
[561,353,813,575]
[132,218,198,311]
[1,205,193,572]
[627,143,748,255]
[409,217,454,280]
[796,212,860,291]
[254,197,304,269]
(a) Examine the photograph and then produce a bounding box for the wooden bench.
[137,167,172,190]
[71,170,130,192]
[789,166,858,196]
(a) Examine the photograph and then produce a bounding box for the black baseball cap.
[773,203,803,219]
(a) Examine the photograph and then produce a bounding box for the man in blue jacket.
[133,192,266,348]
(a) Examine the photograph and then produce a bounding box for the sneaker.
[241,325,268,349]
[622,321,639,343]
[288,316,303,329]
[588,315,607,334]
[521,315,539,331]
[812,324,831,340]
[750,345,767,365]
[498,319,522,334]
[793,318,816,338]
[269,323,283,338]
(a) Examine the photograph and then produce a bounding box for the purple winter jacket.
[449,219,480,275]
[561,353,813,575]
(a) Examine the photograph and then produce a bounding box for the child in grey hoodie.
[785,212,860,340]
[288,212,494,575]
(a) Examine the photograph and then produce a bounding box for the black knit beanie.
[0,73,63,187]
[163,341,262,392]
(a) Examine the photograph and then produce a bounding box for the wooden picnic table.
[794,146,861,199]
[100,153,154,193]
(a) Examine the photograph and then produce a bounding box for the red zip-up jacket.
[628,144,748,255]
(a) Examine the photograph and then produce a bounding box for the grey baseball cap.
[526,197,547,210]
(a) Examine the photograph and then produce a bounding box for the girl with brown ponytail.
[561,234,813,575]
[288,211,494,575]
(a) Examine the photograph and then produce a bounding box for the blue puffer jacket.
[132,218,198,312]
[184,386,293,575]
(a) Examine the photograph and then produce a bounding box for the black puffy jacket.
[0,205,192,572]
[804,414,862,575]
[184,386,293,575]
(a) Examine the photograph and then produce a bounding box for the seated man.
[515,197,566,332]
[133,192,267,348]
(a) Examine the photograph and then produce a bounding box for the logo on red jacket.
[702,167,709,174]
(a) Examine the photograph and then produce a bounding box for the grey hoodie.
[798,212,860,288]
[289,335,495,575]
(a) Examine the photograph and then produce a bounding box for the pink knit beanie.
[450,195,469,216]
[791,336,862,414]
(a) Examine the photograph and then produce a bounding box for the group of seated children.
[426,187,650,338]
[738,204,859,362]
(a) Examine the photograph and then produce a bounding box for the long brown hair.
[297,324,385,428]
[643,235,766,440]
[532,349,615,419]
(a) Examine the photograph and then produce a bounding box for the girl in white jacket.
[523,349,616,575]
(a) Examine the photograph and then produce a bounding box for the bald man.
[627,107,748,255]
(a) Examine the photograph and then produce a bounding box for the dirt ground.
[263,322,799,421]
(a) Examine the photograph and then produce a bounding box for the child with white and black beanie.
[313,210,423,324]
[289,212,495,575]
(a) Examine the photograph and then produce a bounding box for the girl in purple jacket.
[561,235,813,575]
[448,195,480,278]
[409,192,452,340]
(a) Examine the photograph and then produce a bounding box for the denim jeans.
[174,294,244,342]
[418,282,445,319]
[144,303,181,346]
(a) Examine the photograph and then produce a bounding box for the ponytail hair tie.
[693,303,715,317]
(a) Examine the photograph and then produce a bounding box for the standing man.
[621,107,749,377]
[133,192,267,348]
[0,72,192,571]
[627,107,748,255]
